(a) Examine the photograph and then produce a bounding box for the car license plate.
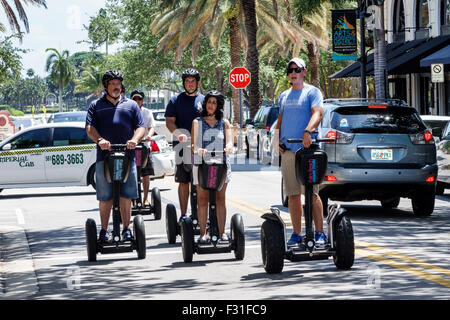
[371,149,393,161]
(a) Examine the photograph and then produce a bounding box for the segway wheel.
[152,187,162,220]
[165,203,178,244]
[333,216,354,270]
[85,218,97,262]
[181,218,194,263]
[261,220,284,274]
[231,214,245,260]
[133,215,146,260]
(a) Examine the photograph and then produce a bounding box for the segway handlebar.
[108,143,145,150]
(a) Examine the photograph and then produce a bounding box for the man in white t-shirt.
[131,90,155,206]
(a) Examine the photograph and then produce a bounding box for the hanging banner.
[332,10,358,61]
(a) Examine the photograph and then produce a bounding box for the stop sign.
[229,67,251,89]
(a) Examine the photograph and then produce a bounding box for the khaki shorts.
[281,150,319,197]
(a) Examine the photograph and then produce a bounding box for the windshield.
[331,106,426,134]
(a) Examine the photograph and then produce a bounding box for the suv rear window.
[330,106,426,134]
[267,107,279,128]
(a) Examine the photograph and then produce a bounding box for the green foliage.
[0,36,26,85]
[0,104,24,116]
[83,8,121,54]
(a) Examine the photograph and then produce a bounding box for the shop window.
[416,0,430,39]
[393,0,406,42]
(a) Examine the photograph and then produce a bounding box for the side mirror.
[2,143,11,150]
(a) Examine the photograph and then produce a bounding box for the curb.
[0,225,39,299]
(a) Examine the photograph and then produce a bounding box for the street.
[0,157,449,300]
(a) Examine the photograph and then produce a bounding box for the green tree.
[83,8,121,55]
[0,0,47,41]
[0,35,25,85]
[74,58,105,98]
[45,48,74,112]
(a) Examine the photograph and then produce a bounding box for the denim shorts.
[96,160,139,201]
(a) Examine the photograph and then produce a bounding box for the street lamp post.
[359,0,367,98]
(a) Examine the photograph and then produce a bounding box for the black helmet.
[130,89,145,99]
[204,90,224,110]
[182,68,200,82]
[102,70,123,89]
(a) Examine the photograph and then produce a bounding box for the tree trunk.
[307,41,320,88]
[228,14,242,124]
[58,80,63,112]
[241,0,261,119]
[374,4,386,99]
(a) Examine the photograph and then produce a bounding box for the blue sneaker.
[315,231,327,246]
[287,232,302,246]
[99,229,110,243]
[122,228,133,241]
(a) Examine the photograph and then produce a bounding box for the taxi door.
[45,127,96,183]
[0,128,50,184]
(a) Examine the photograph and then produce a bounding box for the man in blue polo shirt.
[165,68,204,221]
[86,70,145,243]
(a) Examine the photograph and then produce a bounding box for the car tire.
[133,215,146,260]
[436,182,445,195]
[333,216,354,270]
[261,219,284,274]
[88,165,96,190]
[151,187,162,220]
[381,197,400,209]
[85,218,97,262]
[231,214,245,260]
[412,188,435,216]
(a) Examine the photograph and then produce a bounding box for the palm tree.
[74,60,104,99]
[0,0,47,41]
[45,48,74,112]
[373,1,387,99]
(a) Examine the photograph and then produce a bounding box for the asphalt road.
[0,157,449,300]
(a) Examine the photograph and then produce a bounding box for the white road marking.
[15,208,25,225]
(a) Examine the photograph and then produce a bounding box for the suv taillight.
[150,140,160,153]
[409,130,434,144]
[324,129,354,144]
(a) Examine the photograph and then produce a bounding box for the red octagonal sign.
[229,67,251,89]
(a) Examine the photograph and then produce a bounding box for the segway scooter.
[180,151,245,263]
[85,144,147,262]
[131,143,162,220]
[166,144,201,244]
[260,138,354,273]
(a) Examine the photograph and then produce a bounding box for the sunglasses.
[133,97,143,101]
[287,67,304,74]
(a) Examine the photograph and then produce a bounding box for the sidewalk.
[0,225,39,299]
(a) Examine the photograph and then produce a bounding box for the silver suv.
[318,99,437,216]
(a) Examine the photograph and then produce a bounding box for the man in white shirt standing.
[131,89,155,206]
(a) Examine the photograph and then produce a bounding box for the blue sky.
[3,0,119,77]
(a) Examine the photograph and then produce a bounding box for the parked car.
[317,98,437,216]
[152,109,173,144]
[436,120,450,195]
[419,115,450,141]
[0,122,174,193]
[47,111,87,123]
[245,104,279,160]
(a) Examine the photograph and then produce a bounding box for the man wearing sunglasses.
[131,89,155,207]
[274,57,326,248]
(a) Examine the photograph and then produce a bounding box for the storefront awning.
[420,44,450,67]
[330,35,450,78]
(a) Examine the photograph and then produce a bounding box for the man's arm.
[86,125,110,150]
[302,106,323,148]
[166,116,188,142]
[127,126,145,149]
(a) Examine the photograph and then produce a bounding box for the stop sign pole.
[229,67,251,153]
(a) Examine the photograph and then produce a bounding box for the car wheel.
[412,188,435,216]
[261,219,284,274]
[333,216,354,270]
[381,197,400,209]
[436,182,445,195]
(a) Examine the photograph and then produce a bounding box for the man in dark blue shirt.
[86,70,145,242]
[165,68,204,220]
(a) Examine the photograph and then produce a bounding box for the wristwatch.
[303,130,312,135]
[97,137,104,144]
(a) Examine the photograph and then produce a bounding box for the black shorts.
[175,163,192,183]
[141,153,155,177]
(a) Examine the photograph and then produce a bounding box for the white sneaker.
[220,233,229,242]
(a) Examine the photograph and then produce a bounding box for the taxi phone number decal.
[46,154,84,165]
